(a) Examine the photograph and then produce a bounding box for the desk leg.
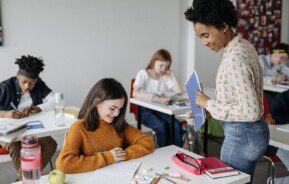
[203,119,208,156]
[170,115,175,145]
[137,106,142,130]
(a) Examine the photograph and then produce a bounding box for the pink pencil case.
[172,151,205,175]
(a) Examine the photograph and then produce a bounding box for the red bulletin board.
[237,0,282,54]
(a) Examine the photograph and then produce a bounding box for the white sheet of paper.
[88,161,141,184]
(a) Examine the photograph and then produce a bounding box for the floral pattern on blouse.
[206,34,263,122]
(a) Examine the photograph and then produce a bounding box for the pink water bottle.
[21,135,42,184]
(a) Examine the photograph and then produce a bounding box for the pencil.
[273,49,286,53]
[155,173,176,184]
[151,176,161,184]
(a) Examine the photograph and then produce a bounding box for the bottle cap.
[21,135,39,148]
[55,92,64,101]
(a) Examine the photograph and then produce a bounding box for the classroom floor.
[1,138,288,184]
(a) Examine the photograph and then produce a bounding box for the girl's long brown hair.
[78,78,128,133]
[146,49,172,70]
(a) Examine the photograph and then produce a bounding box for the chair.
[262,92,281,184]
[129,79,157,147]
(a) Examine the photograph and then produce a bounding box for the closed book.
[0,120,28,135]
[199,157,239,179]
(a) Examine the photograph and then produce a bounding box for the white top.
[134,69,175,94]
[12,145,250,184]
[259,54,289,84]
[206,34,264,122]
[17,92,55,112]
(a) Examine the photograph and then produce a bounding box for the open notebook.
[88,161,141,184]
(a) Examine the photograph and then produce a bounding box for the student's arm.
[269,92,289,124]
[37,92,55,111]
[35,79,54,111]
[0,84,22,118]
[165,71,183,94]
[280,64,289,78]
[132,70,155,99]
[123,124,154,160]
[133,86,154,99]
[55,122,115,174]
[259,55,276,77]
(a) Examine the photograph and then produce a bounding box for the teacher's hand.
[195,91,210,109]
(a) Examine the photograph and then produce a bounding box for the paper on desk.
[88,161,141,184]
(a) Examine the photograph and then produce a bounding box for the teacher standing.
[184,0,269,182]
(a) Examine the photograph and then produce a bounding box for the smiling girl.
[56,78,154,174]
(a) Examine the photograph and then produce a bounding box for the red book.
[199,157,239,179]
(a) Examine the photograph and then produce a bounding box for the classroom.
[0,0,289,184]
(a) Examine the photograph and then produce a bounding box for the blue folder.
[185,71,205,132]
[27,121,44,130]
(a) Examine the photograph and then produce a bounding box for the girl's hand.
[195,91,210,109]
[164,70,174,77]
[109,147,126,162]
[21,106,42,117]
[152,94,171,104]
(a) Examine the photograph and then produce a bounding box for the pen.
[94,151,105,154]
[10,102,19,112]
[155,173,176,184]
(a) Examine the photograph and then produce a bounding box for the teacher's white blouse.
[206,34,264,122]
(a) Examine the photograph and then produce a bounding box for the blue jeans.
[141,107,183,147]
[221,118,269,183]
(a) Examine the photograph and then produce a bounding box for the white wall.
[0,0,186,107]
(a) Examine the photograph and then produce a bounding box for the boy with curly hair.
[0,55,57,176]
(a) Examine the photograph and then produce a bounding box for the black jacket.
[0,77,52,110]
[269,90,289,124]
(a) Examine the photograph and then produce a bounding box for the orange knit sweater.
[56,119,154,174]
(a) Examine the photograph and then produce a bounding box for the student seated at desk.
[132,49,183,148]
[56,78,154,174]
[259,43,289,84]
[266,89,289,184]
[0,55,57,175]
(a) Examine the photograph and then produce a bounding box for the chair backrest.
[129,79,138,121]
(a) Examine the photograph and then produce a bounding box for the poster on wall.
[237,0,282,54]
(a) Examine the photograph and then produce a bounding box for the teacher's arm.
[206,59,262,121]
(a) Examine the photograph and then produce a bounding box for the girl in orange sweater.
[56,78,154,174]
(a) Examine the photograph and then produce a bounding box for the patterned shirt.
[206,34,264,122]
